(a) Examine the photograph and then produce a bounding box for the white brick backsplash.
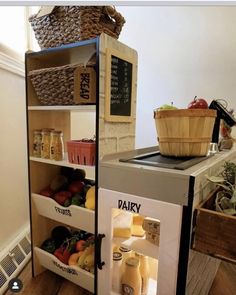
[118,135,135,152]
[99,137,117,158]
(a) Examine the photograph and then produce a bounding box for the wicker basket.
[154,109,217,157]
[28,62,95,106]
[29,6,125,49]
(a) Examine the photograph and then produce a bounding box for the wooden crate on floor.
[192,188,236,264]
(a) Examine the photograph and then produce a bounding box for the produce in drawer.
[85,186,95,210]
[39,186,54,198]
[68,180,84,194]
[37,167,95,209]
[40,226,95,273]
[50,175,68,192]
[113,211,133,238]
[54,191,72,206]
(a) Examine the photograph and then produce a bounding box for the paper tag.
[74,67,96,104]
[36,6,55,18]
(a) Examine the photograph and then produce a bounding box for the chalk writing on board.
[110,55,132,116]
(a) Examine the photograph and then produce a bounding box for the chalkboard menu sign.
[105,49,135,122]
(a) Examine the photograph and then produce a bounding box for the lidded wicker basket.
[154,109,217,157]
[29,6,125,49]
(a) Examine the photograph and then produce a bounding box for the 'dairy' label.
[122,284,134,295]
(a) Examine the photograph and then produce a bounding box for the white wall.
[117,6,236,148]
[0,56,29,252]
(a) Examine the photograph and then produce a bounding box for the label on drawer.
[52,261,78,275]
[54,206,72,217]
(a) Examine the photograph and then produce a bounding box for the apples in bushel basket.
[188,96,208,109]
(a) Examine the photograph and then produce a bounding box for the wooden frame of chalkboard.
[105,48,135,122]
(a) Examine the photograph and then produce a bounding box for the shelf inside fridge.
[113,236,159,259]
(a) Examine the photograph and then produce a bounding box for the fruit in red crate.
[40,186,54,198]
[68,181,84,194]
[187,96,208,109]
[54,191,72,206]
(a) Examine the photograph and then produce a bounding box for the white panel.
[32,193,95,233]
[98,188,182,295]
[34,247,94,293]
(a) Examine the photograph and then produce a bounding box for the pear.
[158,102,178,110]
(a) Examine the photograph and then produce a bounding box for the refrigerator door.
[97,188,183,295]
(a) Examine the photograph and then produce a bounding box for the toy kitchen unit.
[97,145,236,295]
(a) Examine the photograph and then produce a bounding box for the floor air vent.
[19,237,31,255]
[0,270,7,288]
[10,245,25,265]
[0,227,31,294]
[0,255,17,277]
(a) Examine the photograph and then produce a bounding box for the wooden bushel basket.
[154,109,217,157]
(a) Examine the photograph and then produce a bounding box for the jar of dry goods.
[50,130,64,161]
[41,128,54,159]
[33,129,42,157]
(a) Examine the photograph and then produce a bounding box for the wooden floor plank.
[209,262,236,295]
[4,260,236,295]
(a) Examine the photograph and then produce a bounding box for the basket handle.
[103,6,126,36]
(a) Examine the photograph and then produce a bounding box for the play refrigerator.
[97,146,236,295]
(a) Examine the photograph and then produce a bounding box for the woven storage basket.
[28,62,95,106]
[154,109,217,157]
[29,6,125,49]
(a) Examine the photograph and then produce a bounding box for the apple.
[75,240,86,252]
[68,181,84,194]
[188,96,208,109]
[40,186,54,198]
[54,191,72,206]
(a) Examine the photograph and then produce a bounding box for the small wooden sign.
[74,67,96,104]
[105,48,135,122]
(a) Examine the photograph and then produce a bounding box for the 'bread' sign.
[74,67,96,104]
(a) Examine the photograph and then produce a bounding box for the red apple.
[54,191,72,206]
[40,186,54,198]
[68,181,84,194]
[188,96,208,109]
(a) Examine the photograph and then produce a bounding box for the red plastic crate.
[67,140,95,165]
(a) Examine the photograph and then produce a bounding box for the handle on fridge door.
[96,234,105,269]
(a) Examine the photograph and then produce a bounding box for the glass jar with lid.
[41,128,54,159]
[50,130,64,161]
[33,129,42,157]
